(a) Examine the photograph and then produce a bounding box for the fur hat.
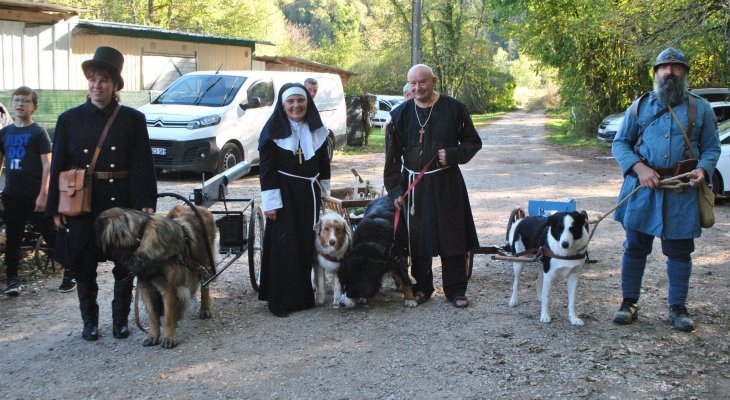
[82,46,125,90]
[653,47,690,73]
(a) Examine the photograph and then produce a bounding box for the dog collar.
[318,252,342,263]
[539,246,587,261]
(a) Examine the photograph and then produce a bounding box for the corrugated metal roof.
[0,0,82,13]
[0,0,82,23]
[74,20,269,49]
[254,55,356,77]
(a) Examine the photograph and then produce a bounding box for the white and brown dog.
[313,211,353,306]
[506,207,590,326]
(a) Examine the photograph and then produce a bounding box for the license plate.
[151,147,167,156]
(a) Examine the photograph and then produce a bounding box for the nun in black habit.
[258,82,331,317]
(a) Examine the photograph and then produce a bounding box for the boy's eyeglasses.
[12,98,33,104]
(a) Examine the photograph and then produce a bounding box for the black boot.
[112,278,134,339]
[77,281,99,341]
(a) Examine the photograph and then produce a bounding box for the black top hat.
[82,46,125,90]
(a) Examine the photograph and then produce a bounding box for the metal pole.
[411,0,422,66]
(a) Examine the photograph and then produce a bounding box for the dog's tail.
[505,207,526,251]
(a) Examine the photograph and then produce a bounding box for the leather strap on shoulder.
[631,92,650,120]
[687,95,696,139]
[88,105,121,175]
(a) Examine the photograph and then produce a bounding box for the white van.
[138,71,347,174]
[370,95,405,128]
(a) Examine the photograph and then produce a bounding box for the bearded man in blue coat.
[611,47,720,332]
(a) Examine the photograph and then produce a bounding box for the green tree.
[495,0,729,136]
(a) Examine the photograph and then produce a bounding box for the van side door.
[237,79,275,165]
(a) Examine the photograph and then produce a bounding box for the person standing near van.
[257,82,331,317]
[403,83,413,101]
[47,46,157,340]
[384,64,482,308]
[0,86,59,296]
[304,78,318,99]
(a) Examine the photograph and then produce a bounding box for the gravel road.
[1,109,728,399]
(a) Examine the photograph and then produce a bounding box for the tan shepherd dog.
[96,205,217,348]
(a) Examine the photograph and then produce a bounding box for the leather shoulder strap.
[631,92,650,120]
[686,95,696,139]
[88,104,121,174]
[668,102,695,159]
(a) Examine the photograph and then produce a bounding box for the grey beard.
[654,74,689,106]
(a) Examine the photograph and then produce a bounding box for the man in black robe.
[384,64,482,308]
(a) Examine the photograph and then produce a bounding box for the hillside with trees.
[57,0,728,136]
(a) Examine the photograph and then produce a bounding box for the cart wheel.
[248,206,265,292]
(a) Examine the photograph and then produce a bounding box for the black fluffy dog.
[337,196,417,308]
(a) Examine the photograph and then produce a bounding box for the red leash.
[393,154,439,236]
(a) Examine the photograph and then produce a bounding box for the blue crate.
[528,199,576,217]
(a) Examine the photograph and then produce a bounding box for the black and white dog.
[337,196,417,308]
[506,208,590,325]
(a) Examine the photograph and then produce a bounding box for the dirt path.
[1,110,728,399]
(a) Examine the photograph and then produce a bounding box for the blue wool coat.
[612,92,720,239]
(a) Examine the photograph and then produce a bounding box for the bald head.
[407,64,437,104]
[408,64,435,79]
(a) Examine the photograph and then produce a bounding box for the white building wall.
[0,18,75,90]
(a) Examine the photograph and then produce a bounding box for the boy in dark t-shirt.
[0,87,73,296]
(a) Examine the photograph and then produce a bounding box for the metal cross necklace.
[295,145,303,164]
[415,100,435,143]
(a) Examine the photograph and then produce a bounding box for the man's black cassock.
[384,95,481,257]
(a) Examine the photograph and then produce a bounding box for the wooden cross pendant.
[419,127,425,143]
[295,146,303,164]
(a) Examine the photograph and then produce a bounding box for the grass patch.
[336,127,385,155]
[545,116,611,148]
[472,112,504,126]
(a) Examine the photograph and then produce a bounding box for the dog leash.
[586,171,695,245]
[393,153,439,236]
[496,171,694,264]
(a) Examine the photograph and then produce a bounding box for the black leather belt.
[93,171,129,179]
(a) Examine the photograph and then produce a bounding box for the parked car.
[596,112,625,142]
[598,88,730,142]
[370,95,404,128]
[138,71,347,174]
[711,119,730,196]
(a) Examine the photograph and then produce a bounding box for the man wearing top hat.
[46,46,158,341]
[610,47,720,331]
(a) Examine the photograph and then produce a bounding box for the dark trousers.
[2,196,56,280]
[71,241,133,326]
[621,228,694,306]
[411,254,470,300]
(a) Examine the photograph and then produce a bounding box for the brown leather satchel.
[57,105,120,217]
[58,168,92,216]
[673,158,698,177]
[668,104,715,228]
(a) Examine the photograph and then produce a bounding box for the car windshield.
[152,75,247,106]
